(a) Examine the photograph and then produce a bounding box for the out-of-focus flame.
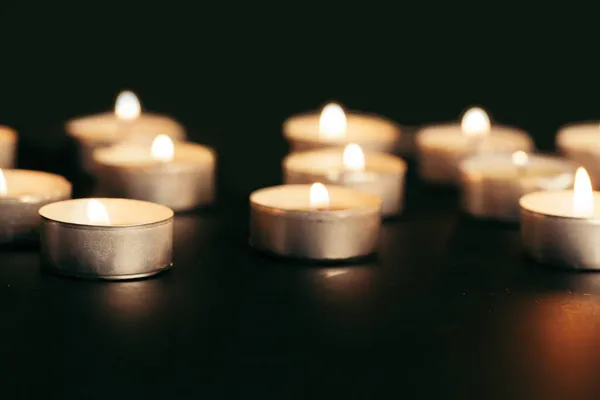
[319,103,346,138]
[512,150,529,168]
[87,199,111,225]
[573,167,593,217]
[342,143,365,172]
[151,134,175,162]
[115,90,141,120]
[309,183,330,209]
[0,169,6,195]
[461,107,490,136]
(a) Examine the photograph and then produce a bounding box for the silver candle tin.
[39,198,174,280]
[0,126,17,168]
[460,154,577,222]
[0,170,71,243]
[520,191,600,270]
[250,184,382,261]
[283,149,407,217]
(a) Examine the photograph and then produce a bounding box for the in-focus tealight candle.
[283,102,400,153]
[39,198,173,279]
[250,183,382,260]
[0,126,17,168]
[416,107,534,184]
[283,144,407,216]
[93,134,216,211]
[66,90,186,172]
[0,169,71,243]
[520,167,600,269]
[460,151,577,221]
[556,122,600,188]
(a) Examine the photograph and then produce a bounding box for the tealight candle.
[520,167,600,269]
[416,107,534,184]
[460,151,577,222]
[39,198,173,280]
[556,122,600,188]
[66,91,186,172]
[283,144,407,216]
[250,183,382,260]
[93,135,216,211]
[0,126,17,168]
[283,102,400,153]
[0,169,71,243]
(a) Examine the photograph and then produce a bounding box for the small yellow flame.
[319,103,346,138]
[512,150,528,167]
[342,143,365,172]
[86,199,111,225]
[573,167,593,217]
[461,107,490,136]
[151,134,175,162]
[0,169,6,195]
[309,183,330,209]
[114,90,141,120]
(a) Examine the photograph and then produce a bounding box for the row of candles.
[0,91,598,280]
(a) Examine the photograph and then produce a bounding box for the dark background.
[3,4,600,400]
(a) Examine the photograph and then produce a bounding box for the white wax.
[0,170,71,199]
[250,184,381,212]
[67,112,185,143]
[39,198,174,226]
[0,126,17,145]
[520,191,600,218]
[556,122,600,151]
[93,142,214,169]
[283,112,400,151]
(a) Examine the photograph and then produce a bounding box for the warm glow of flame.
[114,90,141,120]
[461,107,490,136]
[512,150,528,167]
[87,199,111,225]
[151,134,175,161]
[319,103,347,137]
[309,183,330,209]
[573,167,593,217]
[342,143,365,172]
[0,169,6,195]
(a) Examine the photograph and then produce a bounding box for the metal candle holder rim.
[519,191,600,223]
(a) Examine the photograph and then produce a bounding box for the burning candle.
[249,183,382,260]
[66,90,186,172]
[416,107,534,184]
[520,167,600,269]
[283,102,400,153]
[0,169,71,243]
[460,151,577,221]
[39,198,173,279]
[93,134,216,211]
[0,126,17,168]
[283,144,407,216]
[556,122,600,188]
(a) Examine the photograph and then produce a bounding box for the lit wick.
[461,106,491,153]
[512,150,529,177]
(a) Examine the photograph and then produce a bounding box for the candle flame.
[115,90,141,120]
[86,199,111,225]
[512,150,528,167]
[319,103,347,138]
[342,143,365,172]
[0,169,6,195]
[309,183,330,209]
[573,167,593,217]
[461,107,490,136]
[151,134,175,161]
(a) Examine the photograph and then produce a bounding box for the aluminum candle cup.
[93,138,215,212]
[460,152,577,222]
[66,91,186,172]
[416,107,533,185]
[250,184,382,261]
[0,170,71,243]
[39,198,174,280]
[283,146,407,216]
[0,126,17,168]
[520,168,600,270]
[283,103,400,153]
[556,122,600,187]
